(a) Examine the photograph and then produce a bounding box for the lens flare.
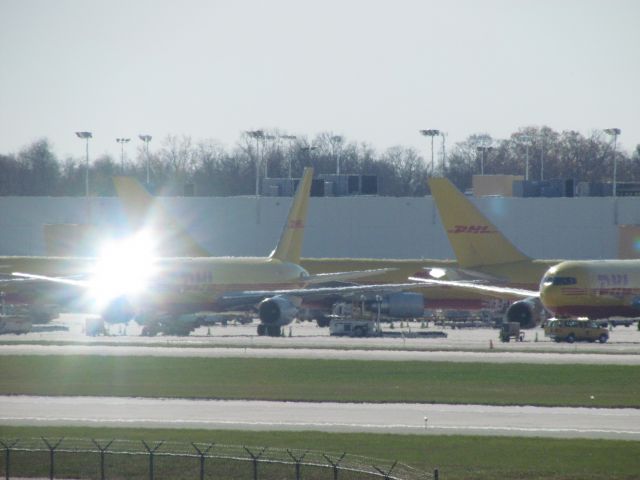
[88,230,157,309]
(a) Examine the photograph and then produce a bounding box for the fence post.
[243,446,266,480]
[41,437,63,480]
[92,439,113,480]
[142,440,164,480]
[286,449,308,480]
[0,439,19,480]
[373,460,398,480]
[434,468,439,480]
[322,453,346,480]
[191,443,214,480]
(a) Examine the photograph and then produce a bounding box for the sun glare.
[88,230,157,308]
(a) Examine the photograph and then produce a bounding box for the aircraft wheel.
[267,325,281,337]
[566,334,575,343]
[257,324,266,336]
[316,317,330,328]
[598,334,608,343]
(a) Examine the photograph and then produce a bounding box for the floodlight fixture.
[330,135,344,175]
[75,131,93,199]
[419,129,441,174]
[138,135,152,185]
[476,145,493,175]
[280,135,298,178]
[604,128,622,197]
[246,130,265,196]
[116,138,131,172]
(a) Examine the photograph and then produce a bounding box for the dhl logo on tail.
[447,225,495,234]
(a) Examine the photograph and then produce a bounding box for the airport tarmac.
[1,395,637,440]
[2,314,640,356]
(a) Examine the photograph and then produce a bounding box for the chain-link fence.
[0,437,437,480]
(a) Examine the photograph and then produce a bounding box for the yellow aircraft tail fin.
[269,167,313,264]
[428,177,530,268]
[113,176,210,257]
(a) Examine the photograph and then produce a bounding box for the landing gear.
[257,324,282,337]
[267,325,281,337]
[316,316,330,328]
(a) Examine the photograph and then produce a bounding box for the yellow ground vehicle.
[544,318,609,343]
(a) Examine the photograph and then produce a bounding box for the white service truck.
[329,318,380,337]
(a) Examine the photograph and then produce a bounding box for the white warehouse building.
[1,195,640,260]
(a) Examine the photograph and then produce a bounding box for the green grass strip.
[0,426,638,480]
[1,355,640,407]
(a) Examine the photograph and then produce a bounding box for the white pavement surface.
[3,314,640,355]
[1,396,638,440]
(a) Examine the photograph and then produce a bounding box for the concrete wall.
[1,195,639,260]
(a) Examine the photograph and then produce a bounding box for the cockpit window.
[543,276,577,286]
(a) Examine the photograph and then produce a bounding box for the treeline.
[0,127,638,196]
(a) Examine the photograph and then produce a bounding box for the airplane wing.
[304,268,397,284]
[408,276,539,300]
[10,272,89,287]
[418,266,509,283]
[217,282,425,309]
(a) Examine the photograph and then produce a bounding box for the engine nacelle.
[374,292,425,318]
[258,295,298,326]
[505,297,544,329]
[101,296,136,325]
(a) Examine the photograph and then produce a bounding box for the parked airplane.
[540,259,640,319]
[422,177,571,327]
[4,169,400,336]
[112,177,511,314]
[111,175,560,322]
[413,258,640,323]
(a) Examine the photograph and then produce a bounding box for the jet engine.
[504,297,544,329]
[101,296,136,325]
[258,296,298,336]
[370,292,425,318]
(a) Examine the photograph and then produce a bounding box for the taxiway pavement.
[1,395,637,440]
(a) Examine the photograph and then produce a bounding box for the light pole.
[604,128,621,197]
[540,135,545,181]
[138,135,152,185]
[517,135,532,180]
[116,138,130,173]
[300,145,318,165]
[476,146,493,175]
[330,135,343,175]
[246,130,264,196]
[419,129,440,174]
[440,132,447,175]
[75,131,92,198]
[280,135,297,178]
[263,134,276,179]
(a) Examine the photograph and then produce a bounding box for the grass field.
[0,426,638,480]
[1,355,640,407]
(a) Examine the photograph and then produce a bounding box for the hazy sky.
[1,0,638,162]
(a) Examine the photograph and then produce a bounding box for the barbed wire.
[1,437,434,480]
